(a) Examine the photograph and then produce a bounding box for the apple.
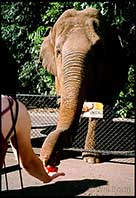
[46,165,58,173]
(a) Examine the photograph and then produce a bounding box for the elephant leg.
[82,118,101,163]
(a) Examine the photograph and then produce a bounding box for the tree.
[1,1,135,118]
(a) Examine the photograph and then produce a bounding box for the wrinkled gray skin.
[39,8,128,165]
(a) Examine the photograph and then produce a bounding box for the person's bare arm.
[10,101,65,183]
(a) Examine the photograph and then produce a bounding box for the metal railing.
[16,94,135,157]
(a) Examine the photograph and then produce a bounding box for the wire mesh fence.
[16,94,135,157]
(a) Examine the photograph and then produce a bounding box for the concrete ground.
[1,146,135,197]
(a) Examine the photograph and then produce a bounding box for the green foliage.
[18,24,55,95]
[1,2,55,95]
[114,64,135,118]
[1,1,135,118]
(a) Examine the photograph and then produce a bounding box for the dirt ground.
[1,147,135,197]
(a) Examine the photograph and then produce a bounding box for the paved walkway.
[1,147,135,197]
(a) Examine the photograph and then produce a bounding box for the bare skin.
[1,95,65,183]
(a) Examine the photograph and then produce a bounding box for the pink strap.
[1,96,14,116]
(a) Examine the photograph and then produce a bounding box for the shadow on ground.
[1,179,107,197]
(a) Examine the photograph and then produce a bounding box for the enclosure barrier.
[16,94,135,157]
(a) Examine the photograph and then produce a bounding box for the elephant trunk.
[57,51,87,132]
[40,51,87,166]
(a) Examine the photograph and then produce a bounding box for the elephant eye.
[56,48,61,57]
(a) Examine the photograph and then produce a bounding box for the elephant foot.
[82,153,112,164]
[82,153,101,164]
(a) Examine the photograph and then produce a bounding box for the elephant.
[39,8,128,165]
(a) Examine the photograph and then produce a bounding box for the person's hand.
[43,171,65,183]
[43,165,65,183]
[48,171,65,181]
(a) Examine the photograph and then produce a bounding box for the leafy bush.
[114,64,135,118]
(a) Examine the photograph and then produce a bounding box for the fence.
[16,94,135,157]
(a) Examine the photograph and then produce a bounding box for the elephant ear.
[40,28,57,76]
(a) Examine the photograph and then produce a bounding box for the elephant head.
[40,8,128,166]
